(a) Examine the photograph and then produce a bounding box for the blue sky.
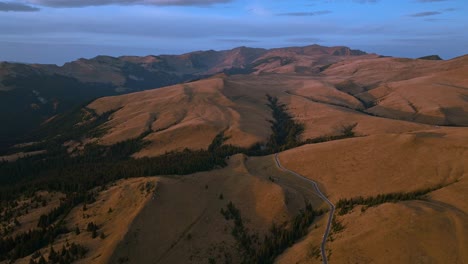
[0,0,467,64]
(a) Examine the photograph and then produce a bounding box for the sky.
[0,0,467,65]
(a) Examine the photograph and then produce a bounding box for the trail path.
[274,153,335,264]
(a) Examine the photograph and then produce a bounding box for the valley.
[0,45,467,264]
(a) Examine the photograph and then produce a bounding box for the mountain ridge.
[0,44,369,144]
[0,44,467,264]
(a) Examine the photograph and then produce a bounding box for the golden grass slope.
[109,154,324,264]
[0,191,65,239]
[277,127,468,263]
[324,55,468,125]
[11,178,158,264]
[86,72,445,158]
[82,54,468,159]
[226,74,432,140]
[88,76,271,157]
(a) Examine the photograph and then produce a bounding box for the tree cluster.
[0,192,94,261]
[221,202,317,264]
[86,222,99,239]
[336,185,445,215]
[265,94,304,152]
[0,224,69,261]
[37,193,91,229]
[0,94,352,263]
[28,243,87,264]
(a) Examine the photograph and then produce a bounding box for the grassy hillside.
[1,48,467,264]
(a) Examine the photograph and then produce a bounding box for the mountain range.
[0,44,368,146]
[0,44,467,264]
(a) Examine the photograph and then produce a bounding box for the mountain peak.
[418,55,443,60]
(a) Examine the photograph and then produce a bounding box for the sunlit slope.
[81,53,468,160]
[226,74,431,140]
[277,127,468,263]
[87,74,426,157]
[109,154,323,264]
[12,178,158,264]
[86,64,467,158]
[323,55,468,126]
[88,76,272,157]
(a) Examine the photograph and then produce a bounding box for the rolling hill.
[0,45,467,264]
[0,45,367,148]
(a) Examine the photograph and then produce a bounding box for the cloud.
[409,6,457,19]
[307,0,378,4]
[424,18,447,22]
[353,0,378,3]
[277,10,331,16]
[246,5,270,16]
[26,0,232,7]
[217,39,260,43]
[0,2,39,11]
[286,37,322,43]
[417,0,448,2]
[410,11,441,17]
[392,37,441,43]
[443,8,456,12]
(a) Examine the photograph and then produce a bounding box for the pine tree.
[49,246,58,263]
[38,255,46,264]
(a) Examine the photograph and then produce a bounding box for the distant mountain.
[418,55,443,60]
[1,46,468,264]
[0,45,368,146]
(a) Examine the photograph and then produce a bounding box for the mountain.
[418,55,443,60]
[76,54,468,157]
[0,45,368,147]
[0,45,467,264]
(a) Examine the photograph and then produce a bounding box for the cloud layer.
[277,10,331,16]
[410,11,441,17]
[417,0,448,2]
[0,2,39,11]
[0,0,465,64]
[26,0,232,7]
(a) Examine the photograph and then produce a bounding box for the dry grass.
[84,55,468,159]
[109,154,322,264]
[88,77,271,157]
[0,150,46,162]
[330,200,468,263]
[1,191,65,238]
[278,127,468,263]
[13,178,158,264]
[6,53,468,263]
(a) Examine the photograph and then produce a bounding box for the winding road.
[274,153,335,264]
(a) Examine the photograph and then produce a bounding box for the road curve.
[274,153,335,264]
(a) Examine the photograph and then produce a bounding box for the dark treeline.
[0,94,304,200]
[221,201,317,264]
[0,103,116,156]
[28,243,88,264]
[0,223,69,261]
[0,192,94,261]
[336,184,447,215]
[0,94,358,201]
[0,94,353,262]
[265,94,304,152]
[303,123,357,144]
[38,192,95,229]
[0,74,118,149]
[30,106,115,143]
[221,201,257,260]
[0,147,226,200]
